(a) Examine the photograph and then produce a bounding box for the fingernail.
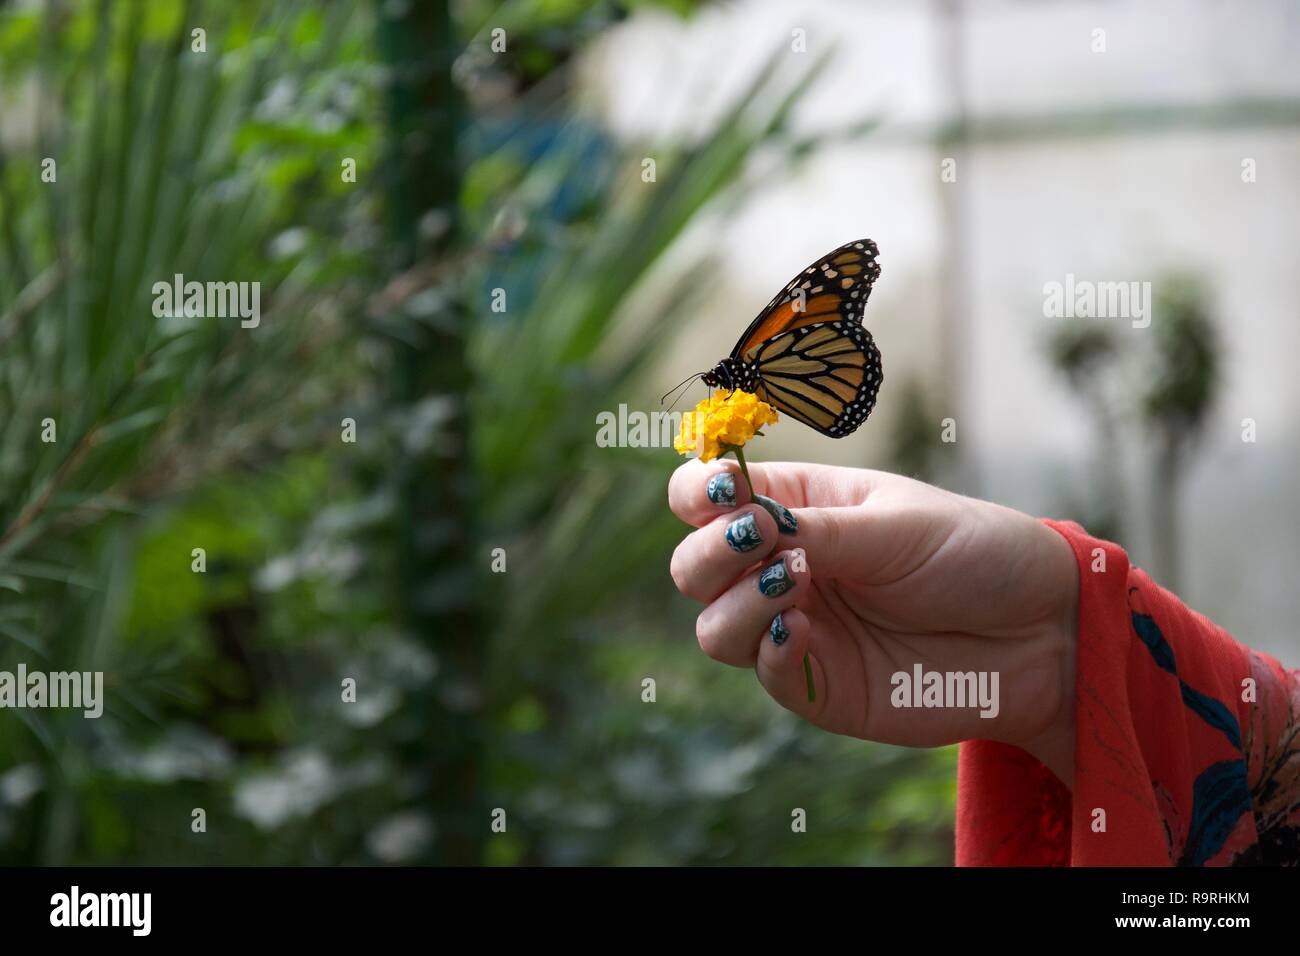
[706,472,736,507]
[758,557,793,598]
[755,495,798,535]
[770,613,790,646]
[724,513,762,553]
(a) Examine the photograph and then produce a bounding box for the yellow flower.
[673,389,779,463]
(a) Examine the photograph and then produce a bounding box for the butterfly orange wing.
[732,239,881,359]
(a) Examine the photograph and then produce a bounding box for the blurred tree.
[1044,277,1221,584]
[1142,276,1220,592]
[1047,322,1125,544]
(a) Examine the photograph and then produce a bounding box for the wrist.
[1019,523,1080,788]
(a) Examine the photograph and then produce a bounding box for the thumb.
[780,501,862,580]
[784,498,923,584]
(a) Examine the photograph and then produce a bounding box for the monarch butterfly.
[698,239,883,438]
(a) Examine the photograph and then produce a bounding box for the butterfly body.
[702,239,884,438]
[701,356,759,392]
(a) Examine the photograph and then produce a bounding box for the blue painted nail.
[758,558,793,598]
[755,495,797,535]
[707,472,736,506]
[725,513,762,553]
[770,613,790,646]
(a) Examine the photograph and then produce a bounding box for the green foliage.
[0,0,956,865]
[0,0,382,863]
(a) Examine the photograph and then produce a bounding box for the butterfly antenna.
[660,372,705,407]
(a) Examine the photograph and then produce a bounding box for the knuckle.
[695,611,724,660]
[669,546,691,593]
[670,545,710,602]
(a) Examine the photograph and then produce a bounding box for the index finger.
[667,459,752,528]
[669,457,880,528]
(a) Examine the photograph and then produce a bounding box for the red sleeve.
[955,520,1300,866]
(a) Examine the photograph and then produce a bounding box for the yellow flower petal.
[673,388,779,462]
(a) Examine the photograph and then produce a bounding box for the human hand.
[668,459,1079,787]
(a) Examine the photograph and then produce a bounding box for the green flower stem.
[729,444,756,500]
[727,445,815,703]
